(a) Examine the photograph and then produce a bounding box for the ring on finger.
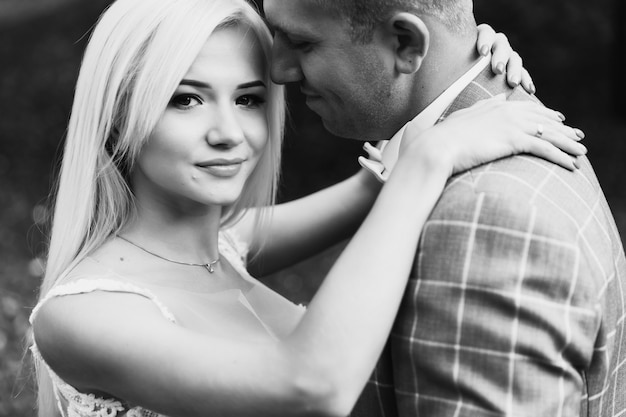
[536,123,544,138]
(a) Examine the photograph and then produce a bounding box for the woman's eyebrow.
[237,81,266,89]
[180,79,210,88]
[179,80,266,89]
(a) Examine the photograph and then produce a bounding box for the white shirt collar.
[359,55,490,182]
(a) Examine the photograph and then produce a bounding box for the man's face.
[264,0,403,140]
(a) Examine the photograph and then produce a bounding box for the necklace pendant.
[204,263,215,273]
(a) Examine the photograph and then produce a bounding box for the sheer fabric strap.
[30,278,177,325]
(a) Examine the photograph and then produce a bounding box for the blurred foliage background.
[0,0,624,415]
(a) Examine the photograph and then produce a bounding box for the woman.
[29,0,586,416]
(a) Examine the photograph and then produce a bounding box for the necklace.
[117,235,220,273]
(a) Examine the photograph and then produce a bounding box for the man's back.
[390,70,626,416]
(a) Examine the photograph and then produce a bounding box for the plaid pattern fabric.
[352,68,626,417]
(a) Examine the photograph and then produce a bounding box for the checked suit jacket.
[352,67,626,417]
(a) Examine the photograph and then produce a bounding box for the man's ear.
[384,12,429,74]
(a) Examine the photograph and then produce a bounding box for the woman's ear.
[384,12,429,74]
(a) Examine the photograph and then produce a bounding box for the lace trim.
[220,230,307,312]
[54,370,126,417]
[219,228,249,265]
[30,280,175,417]
[127,410,162,417]
[219,228,254,283]
[31,343,158,417]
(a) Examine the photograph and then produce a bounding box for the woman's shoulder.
[30,280,177,398]
[31,250,177,328]
[31,242,178,356]
[38,243,156,302]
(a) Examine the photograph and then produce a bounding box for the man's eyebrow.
[179,79,266,89]
[263,17,315,39]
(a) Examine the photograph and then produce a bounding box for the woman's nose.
[206,105,245,147]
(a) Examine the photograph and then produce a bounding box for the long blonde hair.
[34,0,284,414]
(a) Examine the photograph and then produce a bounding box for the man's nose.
[270,38,303,85]
[206,105,245,147]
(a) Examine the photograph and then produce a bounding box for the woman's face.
[133,25,269,212]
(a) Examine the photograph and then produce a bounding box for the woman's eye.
[170,94,201,109]
[236,94,265,108]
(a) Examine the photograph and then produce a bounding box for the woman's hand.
[477,23,535,94]
[401,95,586,177]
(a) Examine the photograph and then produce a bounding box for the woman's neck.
[123,200,223,263]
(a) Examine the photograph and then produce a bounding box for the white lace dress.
[29,230,306,417]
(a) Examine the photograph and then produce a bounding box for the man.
[264,0,626,416]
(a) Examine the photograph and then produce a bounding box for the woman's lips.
[196,158,245,177]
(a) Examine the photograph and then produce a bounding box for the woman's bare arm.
[33,97,586,417]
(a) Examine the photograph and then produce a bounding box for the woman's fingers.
[513,103,586,157]
[524,138,578,171]
[476,23,496,57]
[362,142,383,162]
[530,122,587,156]
[480,30,536,95]
[407,97,586,176]
[490,33,511,75]
[520,68,536,95]
[473,100,586,165]
[505,51,523,87]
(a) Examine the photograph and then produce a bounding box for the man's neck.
[407,32,481,118]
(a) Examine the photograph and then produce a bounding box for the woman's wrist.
[398,128,454,181]
[354,168,383,195]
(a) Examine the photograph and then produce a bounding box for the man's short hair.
[313,0,475,43]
